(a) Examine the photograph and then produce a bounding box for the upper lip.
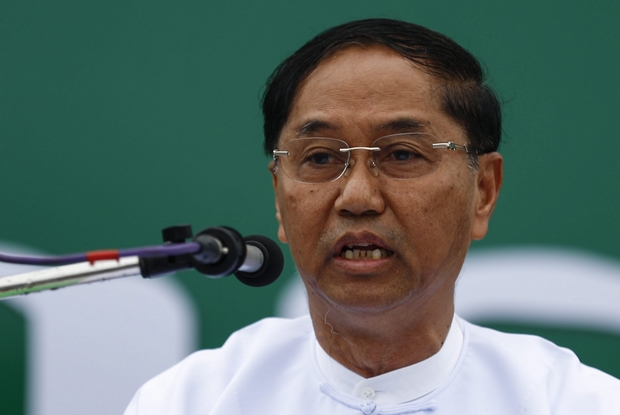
[332,231,395,257]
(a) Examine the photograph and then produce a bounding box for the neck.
[308,292,454,378]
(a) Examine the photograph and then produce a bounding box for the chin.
[319,284,415,315]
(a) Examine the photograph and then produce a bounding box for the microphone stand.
[0,257,142,299]
[0,225,284,301]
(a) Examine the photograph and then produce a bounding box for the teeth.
[340,248,391,260]
[348,243,370,248]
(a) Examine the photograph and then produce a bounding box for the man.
[125,19,620,414]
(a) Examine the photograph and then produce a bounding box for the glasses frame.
[272,132,479,184]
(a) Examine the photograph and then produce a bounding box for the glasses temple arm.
[432,142,479,154]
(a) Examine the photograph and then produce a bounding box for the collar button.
[360,386,376,400]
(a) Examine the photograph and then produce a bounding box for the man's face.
[272,45,500,315]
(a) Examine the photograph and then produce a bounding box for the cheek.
[427,179,476,255]
[392,176,473,241]
[278,185,333,243]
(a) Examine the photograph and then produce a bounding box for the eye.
[389,148,421,161]
[307,151,334,165]
[372,134,441,179]
[301,147,346,167]
[373,133,436,164]
[380,143,425,163]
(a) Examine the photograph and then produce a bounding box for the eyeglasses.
[272,132,478,184]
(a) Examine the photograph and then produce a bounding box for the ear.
[471,152,503,240]
[269,161,288,244]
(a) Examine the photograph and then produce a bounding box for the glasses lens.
[278,138,349,183]
[372,133,443,179]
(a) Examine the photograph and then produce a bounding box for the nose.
[334,152,385,216]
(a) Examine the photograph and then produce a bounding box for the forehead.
[283,45,462,140]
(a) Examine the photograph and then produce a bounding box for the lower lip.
[332,255,393,274]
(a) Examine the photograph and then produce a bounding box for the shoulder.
[124,316,314,415]
[461,317,575,365]
[162,315,312,374]
[189,315,312,370]
[456,317,620,412]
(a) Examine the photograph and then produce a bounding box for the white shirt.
[125,315,620,415]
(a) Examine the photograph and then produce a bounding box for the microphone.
[235,235,284,287]
[140,226,284,287]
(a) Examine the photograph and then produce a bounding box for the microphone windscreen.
[234,235,284,287]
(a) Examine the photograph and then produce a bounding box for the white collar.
[315,315,464,406]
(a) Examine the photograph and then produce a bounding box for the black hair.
[261,18,501,159]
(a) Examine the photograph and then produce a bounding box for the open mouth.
[339,244,394,260]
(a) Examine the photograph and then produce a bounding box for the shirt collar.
[315,315,464,406]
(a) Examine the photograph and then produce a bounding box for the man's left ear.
[471,152,503,240]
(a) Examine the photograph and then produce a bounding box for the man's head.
[263,18,502,161]
[264,19,503,320]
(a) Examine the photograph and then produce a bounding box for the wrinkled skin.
[271,45,503,377]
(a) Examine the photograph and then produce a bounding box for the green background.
[1,1,619,413]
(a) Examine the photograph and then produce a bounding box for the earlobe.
[275,198,288,244]
[270,162,289,244]
[276,211,288,244]
[471,152,503,240]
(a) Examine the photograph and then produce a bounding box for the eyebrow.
[297,120,339,136]
[374,118,427,133]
